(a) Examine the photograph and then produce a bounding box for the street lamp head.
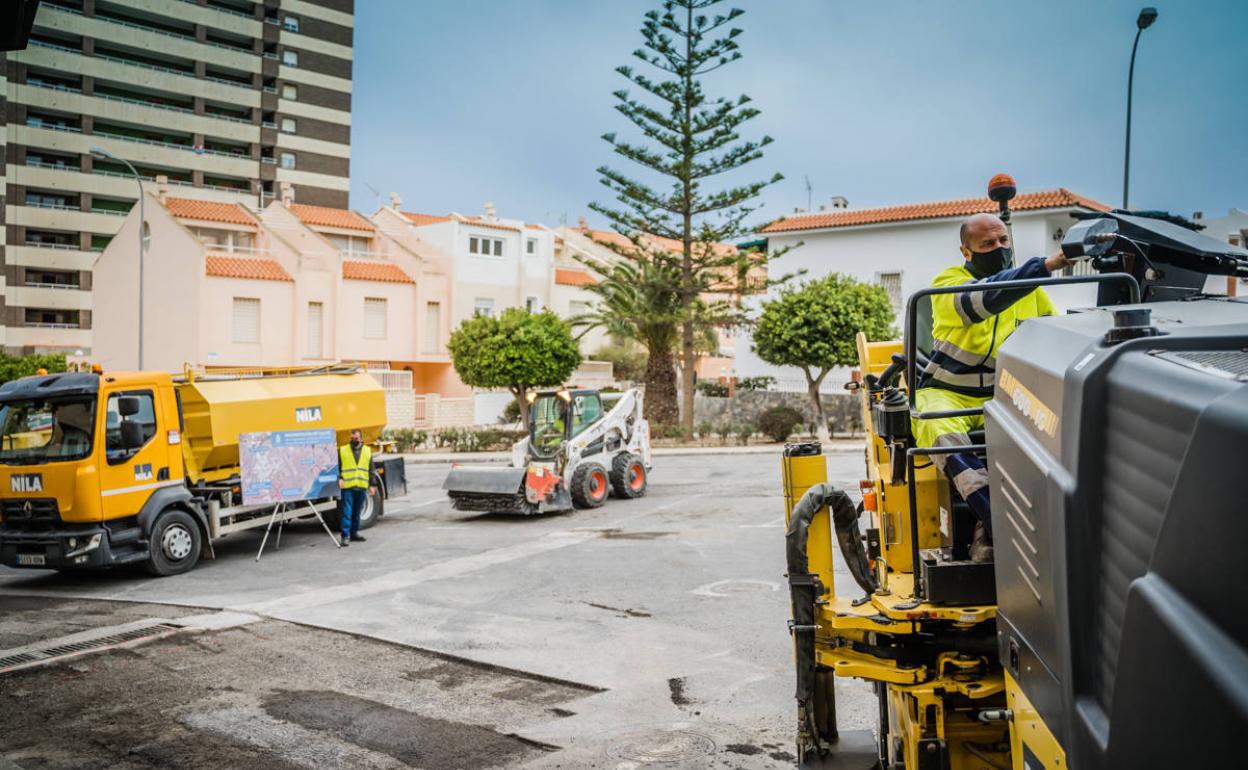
[1137,7,1158,30]
[89,146,114,160]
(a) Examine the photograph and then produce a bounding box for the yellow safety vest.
[339,444,372,489]
[919,259,1055,397]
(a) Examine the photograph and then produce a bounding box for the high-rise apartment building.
[1,0,354,355]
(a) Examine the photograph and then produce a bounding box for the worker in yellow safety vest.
[914,212,1069,561]
[338,428,376,547]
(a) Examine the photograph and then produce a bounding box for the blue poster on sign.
[239,429,339,505]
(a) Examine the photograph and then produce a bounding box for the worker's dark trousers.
[939,450,993,538]
[340,487,367,539]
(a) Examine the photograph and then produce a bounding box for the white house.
[737,188,1113,391]
[1194,208,1248,296]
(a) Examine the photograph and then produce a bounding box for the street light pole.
[90,147,145,369]
[1123,7,1158,211]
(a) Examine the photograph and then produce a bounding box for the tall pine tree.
[591,0,789,429]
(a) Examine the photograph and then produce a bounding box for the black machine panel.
[985,296,1248,769]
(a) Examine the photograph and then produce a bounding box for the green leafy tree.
[0,353,68,386]
[572,257,683,425]
[753,274,896,442]
[447,309,582,431]
[591,340,649,384]
[591,0,793,431]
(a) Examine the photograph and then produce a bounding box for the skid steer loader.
[443,388,652,514]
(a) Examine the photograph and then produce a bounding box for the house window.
[283,15,299,32]
[424,302,441,353]
[473,298,494,317]
[282,49,299,67]
[526,238,537,255]
[279,152,296,169]
[364,297,387,340]
[281,83,298,100]
[232,297,260,343]
[876,271,903,313]
[307,301,323,358]
[568,300,589,317]
[525,296,539,312]
[280,118,296,134]
[468,236,504,257]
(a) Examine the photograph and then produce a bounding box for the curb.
[400,443,863,465]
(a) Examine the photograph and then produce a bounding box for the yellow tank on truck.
[175,370,387,484]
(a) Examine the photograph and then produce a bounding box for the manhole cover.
[692,579,780,597]
[608,728,717,764]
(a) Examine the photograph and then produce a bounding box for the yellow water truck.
[0,366,406,576]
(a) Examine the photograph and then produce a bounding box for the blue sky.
[349,0,1247,229]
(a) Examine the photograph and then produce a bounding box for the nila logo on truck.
[295,405,323,423]
[10,473,43,493]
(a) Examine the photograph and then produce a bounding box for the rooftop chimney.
[155,174,169,205]
[280,181,294,207]
[577,216,588,232]
[389,192,402,210]
[483,201,496,221]
[829,196,849,209]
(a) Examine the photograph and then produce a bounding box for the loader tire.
[570,464,610,509]
[609,453,647,499]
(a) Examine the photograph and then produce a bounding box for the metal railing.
[262,85,278,94]
[23,242,83,251]
[24,160,82,172]
[90,208,130,216]
[369,370,413,391]
[205,40,255,54]
[92,130,250,160]
[182,0,257,21]
[202,74,252,88]
[91,50,192,77]
[25,81,82,94]
[24,201,78,211]
[25,282,82,290]
[25,322,81,329]
[93,91,195,115]
[25,121,82,133]
[26,40,81,55]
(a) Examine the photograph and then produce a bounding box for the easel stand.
[255,500,342,562]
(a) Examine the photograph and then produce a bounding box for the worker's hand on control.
[369,486,377,496]
[1044,252,1071,272]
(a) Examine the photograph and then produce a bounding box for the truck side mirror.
[120,420,145,450]
[118,396,141,417]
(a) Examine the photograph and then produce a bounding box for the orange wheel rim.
[591,470,607,499]
[629,463,645,491]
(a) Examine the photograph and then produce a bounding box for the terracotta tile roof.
[205,255,292,282]
[402,211,452,227]
[458,216,520,233]
[759,188,1111,234]
[555,268,597,287]
[289,203,374,232]
[342,260,415,284]
[165,197,256,226]
[525,223,545,231]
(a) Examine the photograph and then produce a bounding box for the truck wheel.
[609,453,647,499]
[570,464,610,509]
[145,508,202,577]
[357,478,385,530]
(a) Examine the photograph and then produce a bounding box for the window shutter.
[307,302,324,357]
[232,298,260,343]
[364,298,387,339]
[424,302,440,353]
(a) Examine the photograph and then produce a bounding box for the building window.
[468,236,504,257]
[281,83,298,100]
[526,238,537,255]
[282,49,299,67]
[232,298,260,343]
[307,301,323,358]
[876,271,903,313]
[473,298,494,317]
[280,118,296,134]
[279,152,296,169]
[424,302,441,353]
[24,308,79,328]
[525,296,539,312]
[283,15,299,32]
[26,269,79,289]
[568,300,589,317]
[364,297,387,340]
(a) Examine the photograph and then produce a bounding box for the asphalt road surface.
[0,452,879,769]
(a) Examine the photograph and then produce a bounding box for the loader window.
[0,397,96,463]
[529,395,568,459]
[104,392,157,464]
[570,394,602,437]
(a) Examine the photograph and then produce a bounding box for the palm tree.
[572,255,684,426]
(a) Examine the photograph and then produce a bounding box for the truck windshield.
[530,395,568,458]
[0,397,96,464]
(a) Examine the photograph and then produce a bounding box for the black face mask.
[350,439,361,449]
[967,245,1013,277]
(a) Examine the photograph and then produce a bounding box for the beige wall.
[92,192,202,371]
[199,276,295,367]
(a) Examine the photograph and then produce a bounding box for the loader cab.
[527,389,603,460]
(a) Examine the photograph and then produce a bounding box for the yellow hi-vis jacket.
[339,444,372,489]
[916,256,1056,397]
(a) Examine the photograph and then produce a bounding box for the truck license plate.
[16,553,46,566]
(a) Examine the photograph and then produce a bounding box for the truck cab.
[0,370,195,572]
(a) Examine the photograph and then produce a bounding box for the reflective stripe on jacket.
[917,256,1055,397]
[339,444,372,489]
